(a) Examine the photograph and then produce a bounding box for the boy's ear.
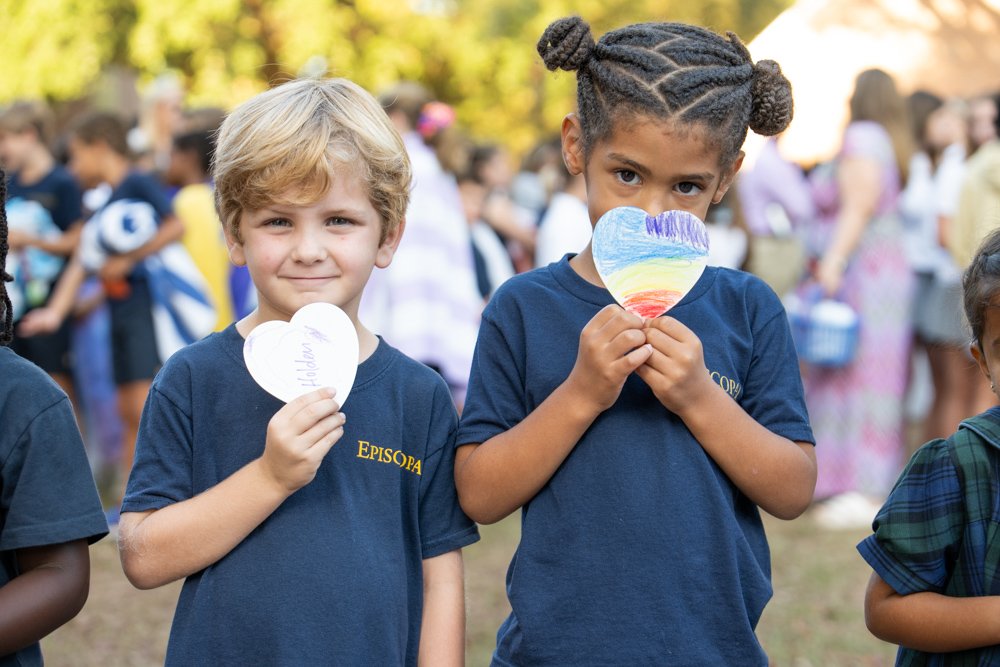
[561,114,586,176]
[712,151,745,205]
[223,224,247,267]
[375,218,406,269]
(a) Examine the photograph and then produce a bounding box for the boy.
[18,112,187,516]
[0,101,84,400]
[118,78,478,665]
[1,169,108,666]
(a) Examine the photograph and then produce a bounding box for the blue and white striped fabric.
[80,198,216,362]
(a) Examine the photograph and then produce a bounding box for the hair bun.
[749,59,793,136]
[537,16,595,72]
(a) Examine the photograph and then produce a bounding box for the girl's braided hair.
[963,228,1000,349]
[537,17,793,166]
[1,169,13,345]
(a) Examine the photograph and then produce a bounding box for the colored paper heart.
[592,207,709,318]
[243,302,359,406]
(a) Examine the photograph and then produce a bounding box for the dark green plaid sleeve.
[857,438,966,596]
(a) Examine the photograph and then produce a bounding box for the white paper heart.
[592,207,709,318]
[243,302,359,406]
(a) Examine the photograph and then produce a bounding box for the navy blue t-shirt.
[6,165,82,232]
[122,326,479,665]
[0,347,108,667]
[457,256,814,666]
[106,170,172,220]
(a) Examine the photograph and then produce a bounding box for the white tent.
[745,0,1000,166]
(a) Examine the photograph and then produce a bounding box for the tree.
[0,0,792,154]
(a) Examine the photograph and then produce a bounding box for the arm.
[418,549,466,667]
[454,305,652,524]
[118,387,345,589]
[865,572,1000,652]
[15,254,88,337]
[9,222,84,257]
[815,155,882,295]
[99,213,185,282]
[0,540,91,655]
[637,317,817,519]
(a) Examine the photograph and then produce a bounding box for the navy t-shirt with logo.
[457,256,815,666]
[122,327,479,665]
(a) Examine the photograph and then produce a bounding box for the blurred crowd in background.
[2,67,1000,528]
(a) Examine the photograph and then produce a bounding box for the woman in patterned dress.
[804,69,916,527]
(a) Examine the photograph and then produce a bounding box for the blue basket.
[787,299,860,368]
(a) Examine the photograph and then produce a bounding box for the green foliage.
[0,0,792,154]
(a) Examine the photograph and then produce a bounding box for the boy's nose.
[291,230,327,263]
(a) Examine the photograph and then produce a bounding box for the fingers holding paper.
[636,316,715,416]
[261,387,345,494]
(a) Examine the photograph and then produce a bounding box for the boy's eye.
[326,217,353,226]
[676,182,704,195]
[615,169,641,186]
[265,218,292,227]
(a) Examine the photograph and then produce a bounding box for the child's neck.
[569,244,605,288]
[102,156,131,190]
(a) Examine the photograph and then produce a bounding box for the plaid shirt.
[857,406,1000,666]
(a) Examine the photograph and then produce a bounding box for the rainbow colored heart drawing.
[592,207,709,319]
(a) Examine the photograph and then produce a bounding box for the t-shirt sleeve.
[741,286,815,445]
[418,382,480,559]
[456,306,527,448]
[50,172,83,231]
[0,397,108,551]
[133,172,174,221]
[121,366,195,512]
[857,439,965,595]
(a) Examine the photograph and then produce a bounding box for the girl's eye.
[676,182,704,195]
[615,169,641,186]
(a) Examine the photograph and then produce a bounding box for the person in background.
[859,228,1000,663]
[900,92,979,443]
[534,165,590,268]
[360,82,481,408]
[163,128,235,331]
[0,169,108,667]
[805,69,916,529]
[737,135,815,298]
[457,160,515,302]
[967,91,998,156]
[18,112,193,521]
[0,101,84,402]
[469,143,537,273]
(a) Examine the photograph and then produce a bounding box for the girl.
[860,227,1000,663]
[455,16,816,665]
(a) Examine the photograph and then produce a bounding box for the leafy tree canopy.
[0,0,791,154]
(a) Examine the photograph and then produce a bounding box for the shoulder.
[0,348,66,409]
[485,265,565,312]
[697,267,785,324]
[842,121,893,158]
[152,328,239,391]
[369,340,453,400]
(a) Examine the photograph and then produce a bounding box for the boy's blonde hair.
[214,78,411,243]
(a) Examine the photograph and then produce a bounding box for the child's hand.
[260,387,345,494]
[636,317,716,416]
[565,304,652,414]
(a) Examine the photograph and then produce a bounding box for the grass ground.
[41,509,898,666]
